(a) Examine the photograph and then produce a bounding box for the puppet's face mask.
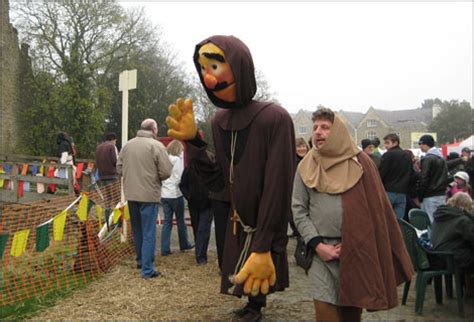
[198,43,236,103]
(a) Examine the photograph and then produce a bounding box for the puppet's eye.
[201,65,205,70]
[212,64,218,70]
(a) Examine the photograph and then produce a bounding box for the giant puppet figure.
[166,35,296,319]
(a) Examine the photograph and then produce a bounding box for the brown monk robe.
[185,36,296,306]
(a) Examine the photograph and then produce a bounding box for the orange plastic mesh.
[0,181,134,306]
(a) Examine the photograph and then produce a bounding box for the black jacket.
[432,205,474,269]
[179,162,211,211]
[379,146,413,193]
[417,150,449,199]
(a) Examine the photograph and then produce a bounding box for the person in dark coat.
[379,133,413,218]
[361,138,381,167]
[179,157,213,265]
[432,192,474,271]
[166,35,296,321]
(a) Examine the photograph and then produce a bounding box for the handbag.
[294,236,314,274]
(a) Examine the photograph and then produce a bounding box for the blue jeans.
[161,197,192,255]
[128,201,159,278]
[421,195,445,223]
[387,192,407,219]
[194,207,213,263]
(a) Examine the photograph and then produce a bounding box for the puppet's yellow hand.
[166,98,197,140]
[233,252,276,296]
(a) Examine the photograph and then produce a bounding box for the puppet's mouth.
[212,81,234,91]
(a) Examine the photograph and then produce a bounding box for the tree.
[428,100,473,144]
[12,1,168,156]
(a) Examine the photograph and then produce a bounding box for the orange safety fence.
[0,181,134,306]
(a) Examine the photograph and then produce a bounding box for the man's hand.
[166,98,197,140]
[315,243,341,262]
[233,252,276,296]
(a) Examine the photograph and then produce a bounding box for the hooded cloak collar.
[298,115,363,194]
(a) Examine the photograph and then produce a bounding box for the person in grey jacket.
[117,118,172,279]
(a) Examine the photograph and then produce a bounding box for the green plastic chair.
[408,208,431,230]
[398,218,464,317]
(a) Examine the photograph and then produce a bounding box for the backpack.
[179,165,210,210]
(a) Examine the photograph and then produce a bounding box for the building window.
[367,119,377,127]
[368,131,376,140]
[299,126,307,134]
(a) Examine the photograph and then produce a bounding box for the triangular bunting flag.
[21,164,28,175]
[96,205,103,229]
[0,168,4,188]
[35,224,50,252]
[0,233,8,258]
[105,208,111,230]
[76,194,88,221]
[11,229,30,257]
[31,164,38,176]
[53,210,67,241]
[123,203,130,221]
[113,207,122,224]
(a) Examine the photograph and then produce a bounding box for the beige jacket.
[117,130,172,202]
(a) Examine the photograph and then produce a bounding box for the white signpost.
[118,69,137,148]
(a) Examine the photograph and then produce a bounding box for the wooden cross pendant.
[231,210,240,236]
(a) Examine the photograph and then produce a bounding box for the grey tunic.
[292,172,343,304]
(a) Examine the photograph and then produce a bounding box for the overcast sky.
[121,1,472,114]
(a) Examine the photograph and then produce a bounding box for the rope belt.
[227,131,257,291]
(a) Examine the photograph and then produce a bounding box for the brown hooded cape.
[187,35,296,296]
[298,116,414,309]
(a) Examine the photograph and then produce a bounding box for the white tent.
[459,135,474,150]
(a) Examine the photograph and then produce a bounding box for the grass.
[0,271,94,320]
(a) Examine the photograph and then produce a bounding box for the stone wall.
[0,0,31,154]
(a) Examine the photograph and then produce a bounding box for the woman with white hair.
[160,140,193,256]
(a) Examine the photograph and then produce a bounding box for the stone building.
[292,105,440,149]
[0,0,32,154]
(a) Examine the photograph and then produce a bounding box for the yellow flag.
[113,208,122,224]
[96,205,103,229]
[123,203,130,221]
[76,194,88,221]
[11,229,30,257]
[0,169,5,188]
[53,210,67,241]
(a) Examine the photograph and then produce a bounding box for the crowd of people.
[78,34,472,322]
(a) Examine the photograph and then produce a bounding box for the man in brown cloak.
[166,35,296,321]
[292,107,414,321]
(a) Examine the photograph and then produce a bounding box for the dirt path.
[30,228,473,320]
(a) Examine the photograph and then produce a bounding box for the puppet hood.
[194,35,257,109]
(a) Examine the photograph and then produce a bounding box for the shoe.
[240,308,262,322]
[161,251,172,256]
[197,260,207,265]
[232,306,250,318]
[180,244,195,252]
[136,264,141,269]
[142,271,161,279]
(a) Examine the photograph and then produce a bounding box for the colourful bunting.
[31,164,38,176]
[123,203,130,221]
[76,163,84,179]
[21,164,28,175]
[35,224,50,252]
[96,205,103,229]
[36,173,45,194]
[76,194,88,221]
[53,210,67,241]
[0,168,4,188]
[0,233,8,258]
[113,208,122,224]
[11,229,30,257]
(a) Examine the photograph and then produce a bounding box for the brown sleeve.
[250,112,296,252]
